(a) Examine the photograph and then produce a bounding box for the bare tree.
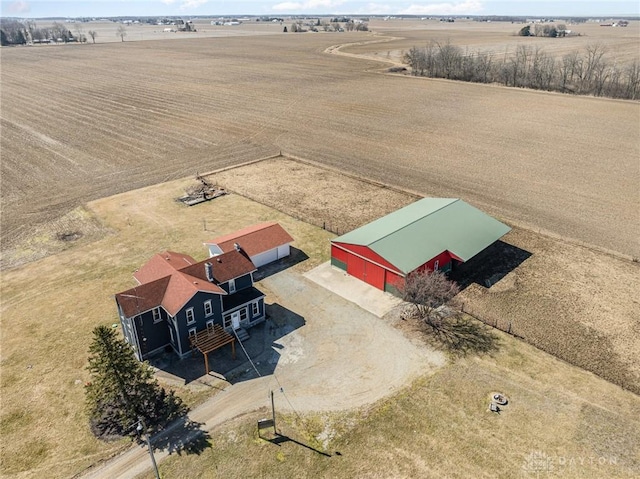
[401,270,460,326]
[435,40,463,79]
[581,43,607,93]
[116,24,127,42]
[88,30,97,44]
[74,23,85,43]
[624,61,640,100]
[475,51,494,83]
[51,21,70,42]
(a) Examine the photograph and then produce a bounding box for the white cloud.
[273,1,302,10]
[272,0,345,11]
[160,0,208,9]
[359,3,393,14]
[6,0,30,14]
[400,1,483,15]
[179,0,209,10]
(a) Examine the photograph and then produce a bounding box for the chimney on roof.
[205,262,214,282]
[234,242,241,252]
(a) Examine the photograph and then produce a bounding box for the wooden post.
[271,390,277,435]
[231,340,236,359]
[204,352,209,375]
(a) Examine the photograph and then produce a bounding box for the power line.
[232,328,304,420]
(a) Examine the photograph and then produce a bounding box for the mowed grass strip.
[135,334,640,479]
[0,179,332,479]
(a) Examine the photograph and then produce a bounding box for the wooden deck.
[189,324,235,374]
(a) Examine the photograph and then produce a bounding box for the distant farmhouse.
[331,198,510,294]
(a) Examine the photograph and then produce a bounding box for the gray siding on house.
[220,273,253,294]
[221,287,266,329]
[174,292,224,357]
[136,308,170,360]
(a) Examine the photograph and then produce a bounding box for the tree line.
[1,20,98,45]
[404,40,640,100]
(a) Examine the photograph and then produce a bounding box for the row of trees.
[404,41,640,100]
[287,20,368,33]
[518,24,567,37]
[0,20,98,45]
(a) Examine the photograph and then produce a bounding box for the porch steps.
[234,328,250,343]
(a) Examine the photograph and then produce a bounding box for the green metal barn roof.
[332,198,511,274]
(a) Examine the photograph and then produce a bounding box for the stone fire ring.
[491,392,508,406]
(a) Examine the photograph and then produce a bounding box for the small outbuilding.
[331,198,511,294]
[204,222,294,268]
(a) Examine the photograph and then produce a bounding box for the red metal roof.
[117,250,256,318]
[205,222,293,258]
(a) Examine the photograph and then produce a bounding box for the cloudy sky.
[1,0,637,18]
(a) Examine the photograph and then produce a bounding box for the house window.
[223,314,232,329]
[204,300,212,317]
[186,308,195,324]
[252,302,259,316]
[239,307,247,322]
[152,307,162,323]
[206,320,214,331]
[188,328,196,338]
[228,279,236,294]
[434,260,439,271]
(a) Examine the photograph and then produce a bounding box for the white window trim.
[204,300,213,317]
[252,302,259,316]
[228,278,236,294]
[239,307,248,322]
[186,307,195,325]
[188,327,196,337]
[152,307,162,323]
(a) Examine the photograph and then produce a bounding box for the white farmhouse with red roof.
[204,222,294,268]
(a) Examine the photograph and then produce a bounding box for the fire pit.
[492,393,508,406]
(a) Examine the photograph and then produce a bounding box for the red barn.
[331,198,511,294]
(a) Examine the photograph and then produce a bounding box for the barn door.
[365,262,385,290]
[346,255,366,282]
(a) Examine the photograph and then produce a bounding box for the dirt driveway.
[82,270,444,479]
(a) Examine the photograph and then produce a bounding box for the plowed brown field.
[1,23,639,263]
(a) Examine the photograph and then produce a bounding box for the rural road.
[80,271,444,478]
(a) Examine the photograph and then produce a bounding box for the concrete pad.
[304,262,403,318]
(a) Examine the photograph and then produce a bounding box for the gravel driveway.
[82,269,444,479]
[259,270,445,411]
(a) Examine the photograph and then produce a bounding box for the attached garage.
[205,222,294,268]
[331,198,511,294]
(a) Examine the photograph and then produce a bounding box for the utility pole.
[271,390,277,435]
[138,418,160,479]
